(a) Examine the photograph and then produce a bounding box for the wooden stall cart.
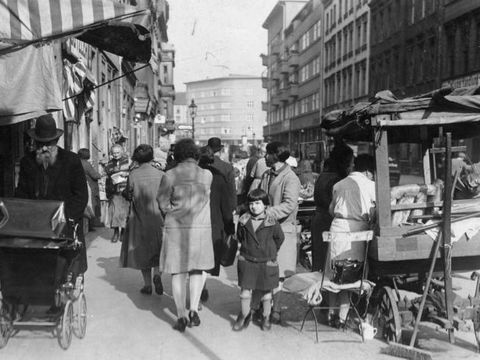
[321,87,480,350]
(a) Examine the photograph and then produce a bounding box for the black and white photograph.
[0,0,480,359]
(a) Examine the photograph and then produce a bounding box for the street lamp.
[188,99,197,140]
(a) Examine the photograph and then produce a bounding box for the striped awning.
[0,0,152,63]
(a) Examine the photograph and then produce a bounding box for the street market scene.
[1,0,480,359]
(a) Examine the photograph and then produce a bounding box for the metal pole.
[192,115,195,141]
[443,132,455,344]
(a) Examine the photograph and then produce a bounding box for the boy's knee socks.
[240,292,252,317]
[261,293,272,317]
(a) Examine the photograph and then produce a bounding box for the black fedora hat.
[27,114,64,142]
[207,137,224,153]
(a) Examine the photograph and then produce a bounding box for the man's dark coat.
[16,147,88,273]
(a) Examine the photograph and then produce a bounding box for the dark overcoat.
[16,147,88,273]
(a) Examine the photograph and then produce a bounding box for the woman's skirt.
[108,194,129,228]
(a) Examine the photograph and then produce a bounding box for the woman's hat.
[207,137,224,153]
[27,114,64,142]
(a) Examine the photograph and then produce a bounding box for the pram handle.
[0,200,9,229]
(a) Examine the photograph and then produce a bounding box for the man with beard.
[16,114,88,277]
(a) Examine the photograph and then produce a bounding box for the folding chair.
[300,230,374,343]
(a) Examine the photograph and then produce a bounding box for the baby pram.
[0,198,86,350]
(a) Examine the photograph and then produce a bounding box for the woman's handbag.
[332,259,364,284]
[220,235,238,267]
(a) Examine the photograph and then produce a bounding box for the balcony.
[271,40,281,55]
[279,89,289,102]
[261,53,269,66]
[271,71,281,80]
[261,77,269,89]
[288,51,299,67]
[288,83,299,98]
[271,97,281,106]
[280,60,290,74]
[261,101,269,111]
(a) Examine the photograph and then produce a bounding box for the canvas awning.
[0,0,152,63]
[321,86,480,143]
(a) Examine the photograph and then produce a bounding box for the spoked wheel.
[372,286,402,343]
[57,301,73,350]
[73,292,87,339]
[0,303,13,349]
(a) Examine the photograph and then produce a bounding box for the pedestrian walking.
[198,146,236,301]
[104,144,130,243]
[157,138,214,332]
[120,144,164,296]
[16,114,88,277]
[310,143,354,272]
[207,137,237,212]
[78,148,102,230]
[259,141,301,324]
[233,189,284,331]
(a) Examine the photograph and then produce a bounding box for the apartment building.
[322,0,370,114]
[369,0,441,97]
[185,75,265,146]
[172,92,190,141]
[261,0,309,146]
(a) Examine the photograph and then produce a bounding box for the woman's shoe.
[261,315,271,331]
[188,311,201,327]
[153,275,163,295]
[140,285,152,295]
[173,317,188,332]
[269,310,281,325]
[232,311,251,331]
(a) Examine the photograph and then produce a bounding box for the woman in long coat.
[157,139,214,333]
[259,141,301,324]
[120,145,164,295]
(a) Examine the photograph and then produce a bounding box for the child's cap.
[247,188,269,206]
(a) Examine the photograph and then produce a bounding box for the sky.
[168,0,279,92]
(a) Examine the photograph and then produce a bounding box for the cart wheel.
[372,286,402,343]
[0,304,13,349]
[57,301,73,350]
[73,292,87,339]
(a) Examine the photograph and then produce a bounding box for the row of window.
[299,57,321,82]
[190,88,255,99]
[269,92,321,123]
[196,101,256,111]
[196,113,256,123]
[325,0,368,32]
[299,19,322,52]
[324,61,367,107]
[324,17,368,70]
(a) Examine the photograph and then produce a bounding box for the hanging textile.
[0,0,151,63]
[0,44,62,126]
[63,59,96,123]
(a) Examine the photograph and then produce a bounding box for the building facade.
[262,0,310,147]
[185,75,266,146]
[158,41,176,143]
[322,0,370,114]
[172,92,190,141]
[369,0,441,97]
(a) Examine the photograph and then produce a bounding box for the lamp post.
[188,99,197,141]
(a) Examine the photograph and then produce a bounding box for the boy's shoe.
[188,310,201,327]
[232,311,252,331]
[269,310,281,325]
[140,286,152,295]
[261,315,271,331]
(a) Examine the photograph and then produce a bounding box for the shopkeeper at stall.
[326,154,376,328]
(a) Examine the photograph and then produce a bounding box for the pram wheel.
[73,292,87,339]
[57,300,73,350]
[0,303,13,349]
[371,286,402,343]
